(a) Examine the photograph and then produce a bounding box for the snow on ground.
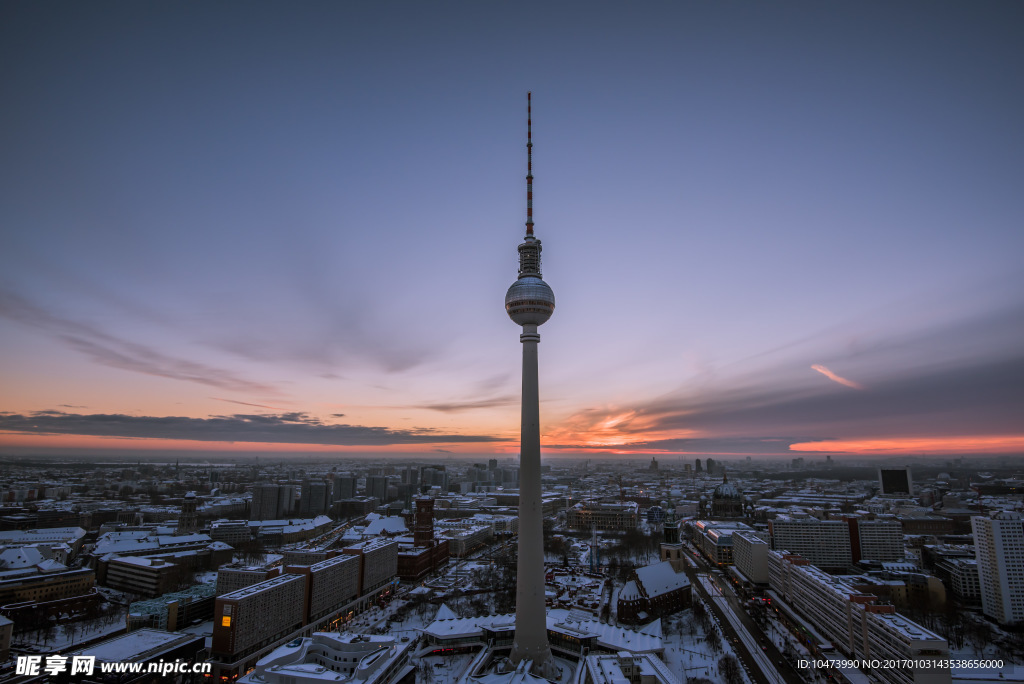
[14,614,125,653]
[384,597,441,638]
[395,575,747,684]
[416,653,475,684]
[661,611,748,683]
[194,570,218,585]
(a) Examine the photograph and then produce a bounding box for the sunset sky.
[2,1,1022,460]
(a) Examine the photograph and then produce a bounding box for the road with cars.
[682,541,808,684]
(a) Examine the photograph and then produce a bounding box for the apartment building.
[768,550,950,684]
[342,538,399,595]
[972,512,1024,625]
[851,518,904,563]
[285,553,360,623]
[936,557,979,602]
[250,484,295,521]
[212,573,307,663]
[299,481,330,516]
[333,473,358,501]
[769,516,852,569]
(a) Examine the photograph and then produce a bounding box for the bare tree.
[61,620,79,647]
[718,655,743,684]
[416,661,435,683]
[706,625,722,654]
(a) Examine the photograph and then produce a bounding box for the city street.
[683,544,806,684]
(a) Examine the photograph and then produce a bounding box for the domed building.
[711,472,744,518]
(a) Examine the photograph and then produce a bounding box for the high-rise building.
[504,92,556,676]
[879,466,914,495]
[299,480,330,516]
[400,466,419,486]
[332,473,357,501]
[365,475,389,504]
[972,512,1024,625]
[250,484,294,521]
[420,466,449,491]
[499,467,518,485]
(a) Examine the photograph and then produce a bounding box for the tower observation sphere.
[505,273,555,326]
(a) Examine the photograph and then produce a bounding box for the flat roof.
[220,572,304,600]
[74,629,199,662]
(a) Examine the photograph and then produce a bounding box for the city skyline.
[2,2,1023,460]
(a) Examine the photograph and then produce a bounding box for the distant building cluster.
[0,448,1022,683]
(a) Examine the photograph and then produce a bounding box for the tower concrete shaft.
[509,322,553,672]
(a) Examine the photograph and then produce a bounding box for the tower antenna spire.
[526,91,533,236]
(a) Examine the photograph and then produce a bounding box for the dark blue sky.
[2,1,1022,458]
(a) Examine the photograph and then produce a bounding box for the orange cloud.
[543,406,697,450]
[811,364,864,390]
[0,431,517,455]
[791,435,1024,455]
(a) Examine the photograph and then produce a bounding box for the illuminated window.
[221,616,231,627]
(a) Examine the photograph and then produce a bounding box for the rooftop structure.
[239,632,413,684]
[421,607,664,658]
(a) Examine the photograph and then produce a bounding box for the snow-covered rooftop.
[74,628,195,662]
[634,561,689,598]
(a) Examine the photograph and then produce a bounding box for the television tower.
[505,92,556,675]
